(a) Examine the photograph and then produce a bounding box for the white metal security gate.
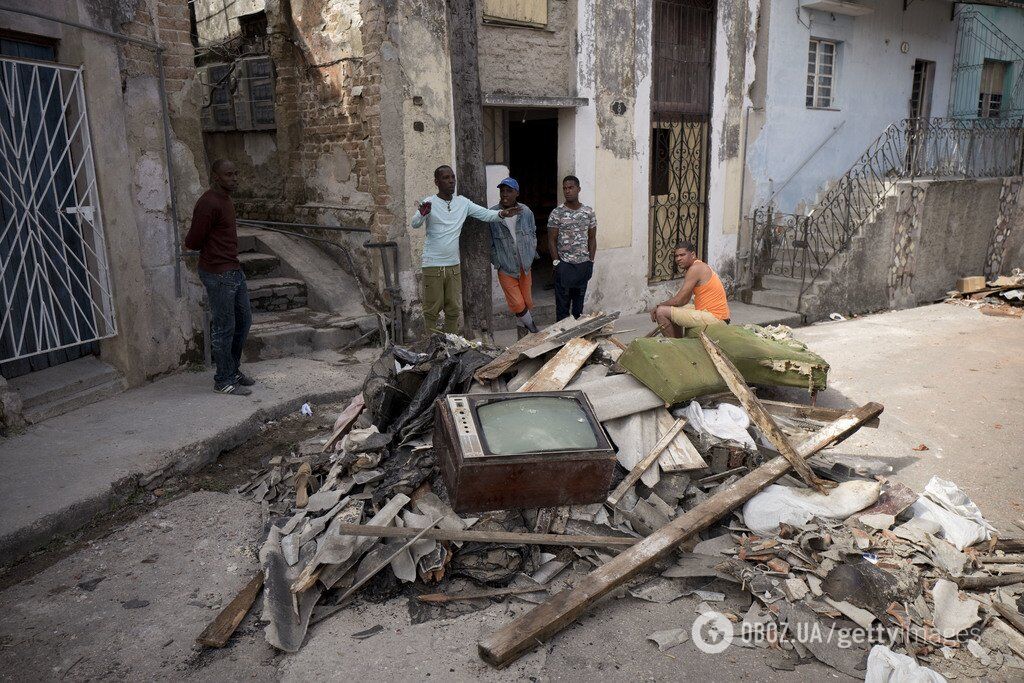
[0,56,116,364]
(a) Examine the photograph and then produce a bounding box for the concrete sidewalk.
[0,352,370,562]
[494,301,802,346]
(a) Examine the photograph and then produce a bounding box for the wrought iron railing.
[950,7,1024,120]
[748,117,1024,304]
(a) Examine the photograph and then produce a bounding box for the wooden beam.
[957,573,1024,590]
[705,393,881,428]
[606,419,686,506]
[196,571,264,648]
[655,409,707,472]
[476,401,883,668]
[518,338,598,392]
[332,523,637,548]
[979,554,1024,564]
[993,602,1024,639]
[699,332,827,493]
[417,586,548,604]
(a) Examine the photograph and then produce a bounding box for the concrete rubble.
[205,310,1024,680]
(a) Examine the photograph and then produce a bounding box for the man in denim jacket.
[488,178,539,336]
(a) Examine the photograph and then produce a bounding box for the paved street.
[0,303,1021,681]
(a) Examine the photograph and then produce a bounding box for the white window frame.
[806,38,838,110]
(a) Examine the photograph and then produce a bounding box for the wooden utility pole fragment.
[446,0,492,338]
[477,402,883,667]
[699,332,829,494]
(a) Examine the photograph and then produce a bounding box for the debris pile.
[201,310,1024,681]
[946,270,1024,318]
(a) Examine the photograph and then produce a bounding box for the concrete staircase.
[237,228,377,361]
[8,356,125,424]
[748,186,899,320]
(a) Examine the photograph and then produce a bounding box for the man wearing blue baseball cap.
[488,177,539,337]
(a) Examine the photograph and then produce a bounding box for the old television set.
[432,391,617,513]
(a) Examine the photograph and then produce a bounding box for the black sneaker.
[234,371,255,386]
[215,383,252,396]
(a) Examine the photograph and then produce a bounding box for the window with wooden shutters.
[806,39,837,109]
[483,0,548,28]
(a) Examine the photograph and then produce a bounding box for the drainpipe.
[155,50,184,299]
[0,5,185,299]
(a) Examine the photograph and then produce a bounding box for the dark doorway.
[910,59,935,119]
[507,112,558,289]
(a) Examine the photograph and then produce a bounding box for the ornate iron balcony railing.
[747,117,1024,305]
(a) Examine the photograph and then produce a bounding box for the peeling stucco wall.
[745,0,957,216]
[477,0,577,98]
[810,178,1010,319]
[0,1,207,385]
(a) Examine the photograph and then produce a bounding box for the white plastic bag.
[865,644,947,683]
[742,480,881,535]
[909,476,994,550]
[683,401,755,449]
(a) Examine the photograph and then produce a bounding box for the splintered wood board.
[655,409,707,472]
[518,338,598,392]
[196,571,264,648]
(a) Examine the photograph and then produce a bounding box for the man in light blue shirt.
[411,165,521,333]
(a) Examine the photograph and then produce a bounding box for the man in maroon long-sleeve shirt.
[185,159,254,396]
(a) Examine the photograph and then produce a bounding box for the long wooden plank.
[332,523,637,548]
[655,409,707,472]
[322,393,365,453]
[606,418,686,505]
[518,338,598,392]
[477,401,883,668]
[706,393,881,428]
[196,571,264,648]
[475,329,552,382]
[699,332,827,494]
[418,586,548,604]
[993,602,1024,638]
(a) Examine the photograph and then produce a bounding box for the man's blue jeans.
[199,268,252,387]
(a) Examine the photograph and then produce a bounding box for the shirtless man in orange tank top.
[649,240,731,338]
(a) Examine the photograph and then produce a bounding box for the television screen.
[475,395,600,456]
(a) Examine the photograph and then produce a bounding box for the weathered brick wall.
[231,0,392,241]
[100,0,208,381]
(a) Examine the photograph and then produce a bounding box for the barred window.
[208,64,235,127]
[245,57,275,126]
[806,39,837,109]
[978,60,1008,119]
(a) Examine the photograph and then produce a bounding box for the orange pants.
[498,269,533,315]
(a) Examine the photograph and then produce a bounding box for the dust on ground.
[0,401,346,591]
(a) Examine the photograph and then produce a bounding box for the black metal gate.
[649,0,715,282]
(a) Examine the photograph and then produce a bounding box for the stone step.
[246,276,307,312]
[749,287,803,312]
[244,308,378,361]
[239,252,280,279]
[9,355,121,410]
[237,229,259,253]
[22,376,126,425]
